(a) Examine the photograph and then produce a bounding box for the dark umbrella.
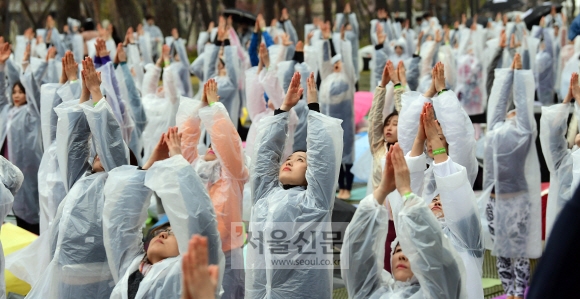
[223,9,257,26]
[481,0,524,12]
[466,15,490,27]
[523,3,562,30]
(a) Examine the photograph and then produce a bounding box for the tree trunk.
[376,0,388,11]
[264,0,276,24]
[114,0,143,35]
[56,0,81,29]
[335,0,344,14]
[222,0,236,9]
[406,0,412,22]
[195,0,212,28]
[323,0,332,22]
[0,0,7,40]
[152,0,177,36]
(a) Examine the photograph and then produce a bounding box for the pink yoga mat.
[492,287,529,299]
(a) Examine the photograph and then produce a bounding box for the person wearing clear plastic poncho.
[368,61,408,192]
[0,156,23,299]
[113,43,148,166]
[18,57,130,299]
[0,42,48,235]
[37,51,82,234]
[246,72,342,299]
[404,66,483,299]
[314,25,355,200]
[454,22,487,115]
[201,22,242,129]
[533,18,555,106]
[340,143,464,299]
[371,22,414,90]
[141,45,181,162]
[480,54,542,299]
[398,62,478,207]
[177,79,247,299]
[335,4,360,83]
[540,73,580,240]
[102,126,224,299]
[168,28,194,98]
[275,41,310,153]
[245,43,299,160]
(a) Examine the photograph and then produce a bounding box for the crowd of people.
[0,4,579,299]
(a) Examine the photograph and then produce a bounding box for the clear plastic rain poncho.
[276,54,310,152]
[141,63,180,162]
[540,102,580,240]
[403,154,484,299]
[115,61,147,165]
[335,12,360,80]
[479,68,542,258]
[244,65,296,160]
[317,39,356,164]
[167,37,194,97]
[21,99,129,299]
[103,156,224,299]
[398,90,478,202]
[178,100,249,253]
[38,81,81,233]
[340,191,465,299]
[455,28,487,115]
[97,62,134,145]
[533,26,555,105]
[246,109,343,299]
[178,100,248,298]
[0,156,23,299]
[126,43,145,93]
[203,44,242,127]
[0,66,43,224]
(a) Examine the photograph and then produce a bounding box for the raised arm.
[200,80,248,180]
[540,100,573,174]
[304,72,343,210]
[433,156,483,258]
[391,144,463,299]
[103,166,152,282]
[117,45,147,133]
[369,62,391,156]
[0,43,11,111]
[487,68,514,129]
[513,60,535,133]
[432,63,477,184]
[145,130,221,264]
[81,57,130,171]
[340,194,390,299]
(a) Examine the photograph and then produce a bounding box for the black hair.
[83,18,96,31]
[145,14,154,21]
[293,149,306,154]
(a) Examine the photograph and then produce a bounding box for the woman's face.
[147,226,180,264]
[395,46,404,56]
[12,85,26,107]
[425,124,448,159]
[92,155,105,173]
[429,195,444,219]
[279,152,308,186]
[384,115,398,144]
[391,244,414,282]
[204,146,217,162]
